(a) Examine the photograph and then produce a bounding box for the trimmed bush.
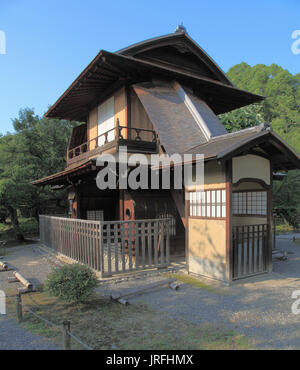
[45,263,98,304]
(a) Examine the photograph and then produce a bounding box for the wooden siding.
[88,106,98,149]
[115,87,127,138]
[130,88,154,142]
[87,87,127,147]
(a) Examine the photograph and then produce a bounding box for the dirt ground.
[1,236,300,349]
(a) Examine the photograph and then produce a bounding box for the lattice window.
[87,210,104,221]
[232,191,267,216]
[189,189,226,218]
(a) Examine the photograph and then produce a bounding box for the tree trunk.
[6,206,25,242]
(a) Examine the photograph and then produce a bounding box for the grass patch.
[275,223,295,234]
[165,272,218,292]
[4,288,251,350]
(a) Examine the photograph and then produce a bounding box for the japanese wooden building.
[33,27,300,282]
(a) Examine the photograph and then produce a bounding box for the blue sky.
[0,0,299,134]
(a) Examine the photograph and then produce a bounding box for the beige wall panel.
[188,218,226,281]
[186,160,225,191]
[232,181,265,191]
[232,216,267,226]
[204,161,225,185]
[115,88,126,138]
[88,107,98,150]
[232,155,270,185]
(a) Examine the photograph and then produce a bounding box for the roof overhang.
[45,50,264,122]
[117,32,233,85]
[218,131,300,171]
[186,127,300,171]
[31,159,96,187]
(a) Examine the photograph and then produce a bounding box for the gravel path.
[99,236,300,350]
[0,316,59,350]
[2,237,300,349]
[0,244,61,350]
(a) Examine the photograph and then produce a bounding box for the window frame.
[232,189,268,217]
[188,188,226,220]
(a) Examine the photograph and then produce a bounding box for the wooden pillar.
[71,187,81,219]
[225,160,233,283]
[267,160,273,273]
[126,86,131,140]
[185,188,189,273]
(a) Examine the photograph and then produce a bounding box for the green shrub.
[45,263,98,304]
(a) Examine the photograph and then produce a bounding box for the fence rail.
[232,224,268,280]
[39,215,170,277]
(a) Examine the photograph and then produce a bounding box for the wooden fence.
[39,215,171,277]
[232,224,269,280]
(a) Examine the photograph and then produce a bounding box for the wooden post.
[225,159,233,283]
[16,293,22,323]
[63,320,71,350]
[13,271,33,290]
[99,221,105,278]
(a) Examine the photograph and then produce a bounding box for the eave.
[45,50,264,122]
[31,159,96,187]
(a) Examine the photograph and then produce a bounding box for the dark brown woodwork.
[225,159,232,283]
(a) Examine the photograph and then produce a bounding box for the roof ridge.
[210,122,272,141]
[185,123,272,154]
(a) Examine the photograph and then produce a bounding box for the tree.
[219,103,264,132]
[0,108,78,241]
[220,63,300,225]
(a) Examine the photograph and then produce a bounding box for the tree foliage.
[0,108,78,240]
[220,63,300,226]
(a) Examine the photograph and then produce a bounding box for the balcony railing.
[67,122,158,165]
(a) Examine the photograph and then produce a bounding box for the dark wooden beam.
[225,159,233,283]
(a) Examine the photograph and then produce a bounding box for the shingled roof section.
[186,123,300,171]
[133,81,228,155]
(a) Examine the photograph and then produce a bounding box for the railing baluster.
[154,222,158,267]
[141,222,146,268]
[113,223,118,273]
[128,223,133,271]
[148,222,152,267]
[161,221,165,266]
[107,225,112,275]
[121,223,126,272]
[135,222,139,268]
[39,216,172,276]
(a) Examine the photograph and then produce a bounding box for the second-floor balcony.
[67,122,158,166]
